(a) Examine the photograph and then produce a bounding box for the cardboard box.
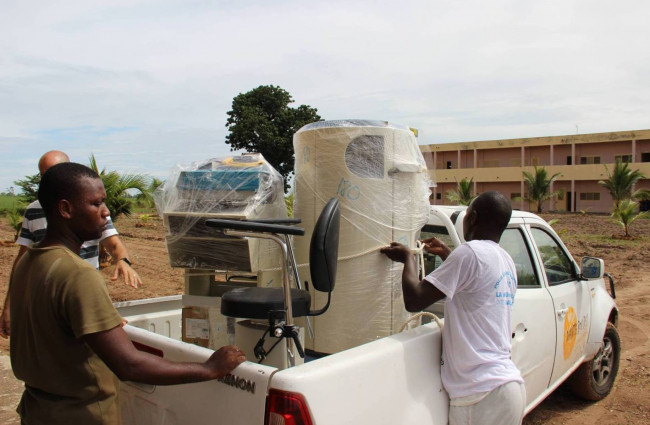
[181,295,233,349]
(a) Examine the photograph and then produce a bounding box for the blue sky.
[1,0,649,192]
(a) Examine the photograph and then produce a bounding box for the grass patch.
[562,232,647,248]
[0,195,26,217]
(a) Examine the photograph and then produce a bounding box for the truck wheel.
[568,323,620,401]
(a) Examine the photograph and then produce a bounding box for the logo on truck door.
[563,307,578,359]
[563,307,589,360]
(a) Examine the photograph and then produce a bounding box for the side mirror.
[580,257,604,279]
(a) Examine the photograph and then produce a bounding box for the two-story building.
[419,129,650,213]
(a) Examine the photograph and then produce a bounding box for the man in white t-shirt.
[1,150,142,339]
[381,191,525,425]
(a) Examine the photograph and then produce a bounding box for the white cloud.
[1,0,649,191]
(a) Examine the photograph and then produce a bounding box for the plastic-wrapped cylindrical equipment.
[293,120,431,353]
[154,153,287,273]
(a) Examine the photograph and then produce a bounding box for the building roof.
[420,129,650,153]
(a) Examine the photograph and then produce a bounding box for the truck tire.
[568,322,620,401]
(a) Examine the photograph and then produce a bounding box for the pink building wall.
[459,150,474,168]
[636,139,650,160]
[476,147,520,167]
[524,146,550,166]
[574,141,631,163]
[436,152,457,169]
[573,181,610,213]
[552,145,572,165]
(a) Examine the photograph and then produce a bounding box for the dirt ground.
[0,213,648,424]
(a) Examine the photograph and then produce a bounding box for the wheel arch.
[586,283,618,358]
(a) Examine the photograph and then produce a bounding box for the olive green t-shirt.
[10,246,124,425]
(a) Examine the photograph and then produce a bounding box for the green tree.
[14,173,40,203]
[522,166,562,213]
[598,160,649,209]
[611,199,648,237]
[225,85,321,190]
[136,177,164,209]
[445,178,475,206]
[89,154,150,221]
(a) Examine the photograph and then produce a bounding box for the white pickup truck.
[116,204,619,425]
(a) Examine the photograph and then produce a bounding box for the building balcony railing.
[429,162,650,183]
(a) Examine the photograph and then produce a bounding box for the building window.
[510,193,521,200]
[446,161,452,169]
[566,156,572,165]
[615,154,633,163]
[580,192,601,201]
[580,156,601,165]
[436,193,442,200]
[642,152,650,163]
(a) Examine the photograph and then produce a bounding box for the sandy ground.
[0,213,648,424]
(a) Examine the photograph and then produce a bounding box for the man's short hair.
[473,191,512,234]
[39,163,101,219]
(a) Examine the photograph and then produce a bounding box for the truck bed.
[117,301,449,425]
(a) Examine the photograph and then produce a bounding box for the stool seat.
[221,287,312,319]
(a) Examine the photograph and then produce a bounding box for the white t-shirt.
[424,239,524,399]
[17,200,118,269]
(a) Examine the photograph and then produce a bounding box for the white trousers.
[449,381,526,425]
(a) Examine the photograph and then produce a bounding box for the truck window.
[420,224,454,275]
[530,227,576,285]
[499,228,540,288]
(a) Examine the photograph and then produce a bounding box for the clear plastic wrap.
[293,120,432,353]
[154,153,288,273]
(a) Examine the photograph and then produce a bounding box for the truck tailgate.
[270,322,448,425]
[120,325,276,425]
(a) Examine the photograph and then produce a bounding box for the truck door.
[499,226,555,407]
[529,226,591,386]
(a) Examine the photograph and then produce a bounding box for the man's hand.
[111,259,142,289]
[101,235,142,288]
[205,346,247,379]
[0,307,9,338]
[421,237,452,261]
[381,241,446,312]
[380,242,412,263]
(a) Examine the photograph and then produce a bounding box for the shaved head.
[463,191,512,242]
[38,150,70,175]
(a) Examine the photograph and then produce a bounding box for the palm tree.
[611,199,648,237]
[598,160,648,209]
[136,177,164,209]
[285,192,295,217]
[522,166,562,213]
[89,154,150,221]
[446,178,475,206]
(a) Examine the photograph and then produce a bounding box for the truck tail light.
[265,389,314,425]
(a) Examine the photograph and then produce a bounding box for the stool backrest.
[309,198,340,293]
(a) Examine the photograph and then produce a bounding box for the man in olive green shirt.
[10,162,246,425]
[11,246,125,424]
